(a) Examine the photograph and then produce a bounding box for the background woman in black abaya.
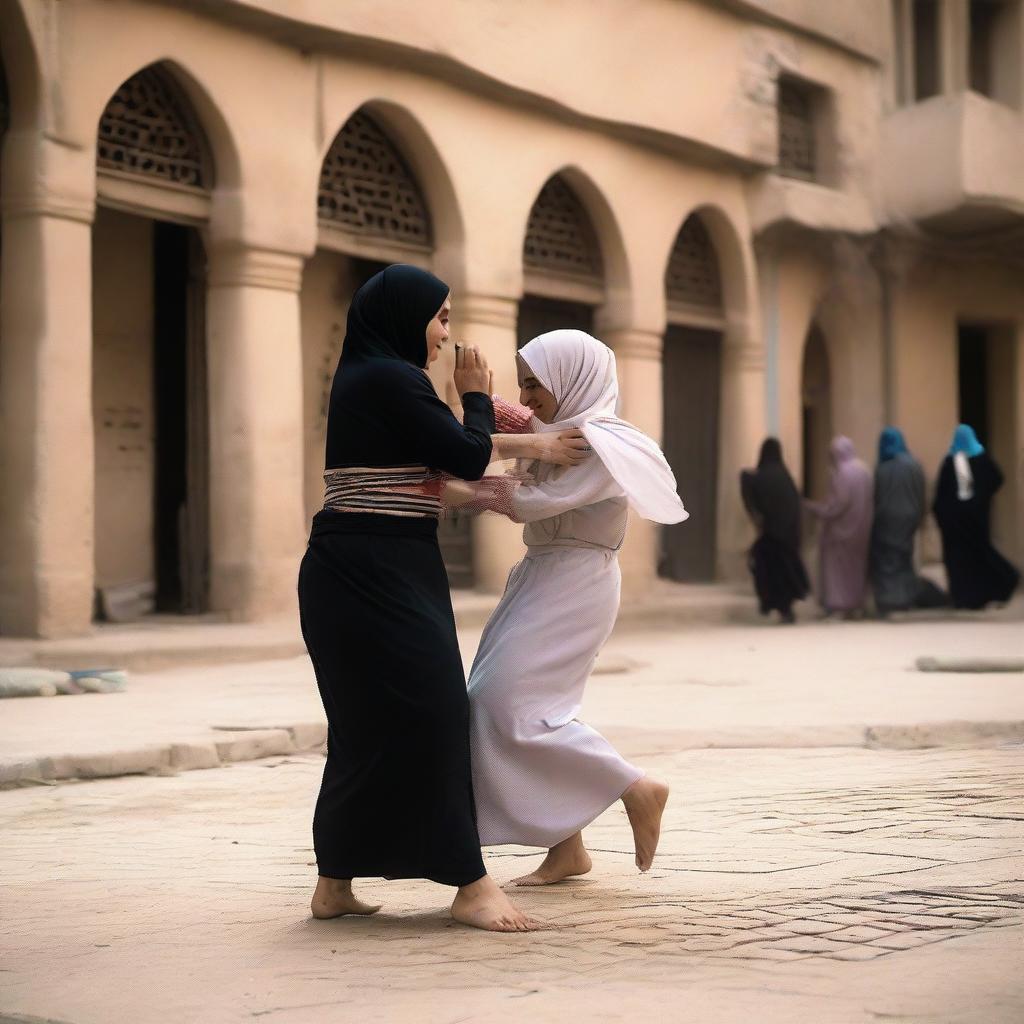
[933,424,1019,610]
[740,438,809,624]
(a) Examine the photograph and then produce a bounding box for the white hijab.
[518,330,688,525]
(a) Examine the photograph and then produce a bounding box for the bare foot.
[511,832,592,886]
[621,776,669,872]
[451,873,540,932]
[311,876,382,919]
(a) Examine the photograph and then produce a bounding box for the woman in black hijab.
[298,265,535,931]
[740,438,809,623]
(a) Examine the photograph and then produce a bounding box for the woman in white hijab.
[451,329,687,886]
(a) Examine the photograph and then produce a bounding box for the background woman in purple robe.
[805,436,874,617]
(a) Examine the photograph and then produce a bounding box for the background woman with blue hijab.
[870,428,947,615]
[932,424,1020,609]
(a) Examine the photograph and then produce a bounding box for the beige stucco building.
[0,0,1021,638]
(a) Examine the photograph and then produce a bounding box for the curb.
[3,717,1022,791]
[0,722,328,790]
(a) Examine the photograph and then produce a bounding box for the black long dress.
[298,265,494,888]
[740,439,809,617]
[932,452,1020,610]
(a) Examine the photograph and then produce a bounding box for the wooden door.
[517,295,595,350]
[660,325,721,581]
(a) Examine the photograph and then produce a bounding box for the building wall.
[91,207,155,590]
[891,254,1024,565]
[1,0,1023,636]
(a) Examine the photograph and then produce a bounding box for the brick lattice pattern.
[524,176,603,281]
[97,65,210,189]
[318,111,432,245]
[666,215,723,308]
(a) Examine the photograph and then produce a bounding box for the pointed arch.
[523,173,603,284]
[318,109,431,247]
[97,63,213,193]
[665,214,724,320]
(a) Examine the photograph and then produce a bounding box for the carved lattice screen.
[523,176,603,281]
[318,112,432,246]
[97,65,210,190]
[665,216,722,309]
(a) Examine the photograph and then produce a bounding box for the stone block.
[213,729,295,764]
[43,746,171,780]
[169,742,222,771]
[286,722,328,750]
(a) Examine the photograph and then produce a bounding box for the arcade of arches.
[0,0,1022,638]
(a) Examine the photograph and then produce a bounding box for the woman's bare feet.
[311,876,382,919]
[451,873,539,932]
[621,776,669,872]
[511,832,592,886]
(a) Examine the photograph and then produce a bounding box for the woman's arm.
[460,457,623,523]
[388,365,495,481]
[488,395,590,466]
[491,431,591,464]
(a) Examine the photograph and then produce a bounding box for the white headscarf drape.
[518,329,688,525]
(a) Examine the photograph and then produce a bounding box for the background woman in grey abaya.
[870,427,948,615]
[805,436,873,617]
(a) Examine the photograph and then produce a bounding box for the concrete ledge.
[865,720,1024,750]
[5,716,1023,790]
[916,656,1024,673]
[0,725,326,790]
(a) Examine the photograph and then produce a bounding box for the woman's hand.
[537,430,592,466]
[453,344,490,397]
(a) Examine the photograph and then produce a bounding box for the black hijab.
[340,264,449,370]
[757,437,784,468]
[741,437,802,548]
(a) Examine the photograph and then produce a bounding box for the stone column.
[0,155,96,636]
[452,292,524,594]
[717,325,765,580]
[205,244,306,621]
[602,327,663,598]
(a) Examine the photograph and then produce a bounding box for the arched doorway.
[517,174,603,347]
[660,214,725,582]
[308,108,473,585]
[800,324,832,500]
[92,64,212,620]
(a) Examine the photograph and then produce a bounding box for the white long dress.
[467,455,645,849]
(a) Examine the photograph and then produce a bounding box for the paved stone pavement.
[2,742,1022,1023]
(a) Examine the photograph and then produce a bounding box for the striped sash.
[323,465,443,518]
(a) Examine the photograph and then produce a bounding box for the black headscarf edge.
[340,264,449,370]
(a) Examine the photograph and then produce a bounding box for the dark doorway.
[517,294,595,350]
[153,222,208,613]
[660,325,721,582]
[800,325,832,500]
[958,324,989,445]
